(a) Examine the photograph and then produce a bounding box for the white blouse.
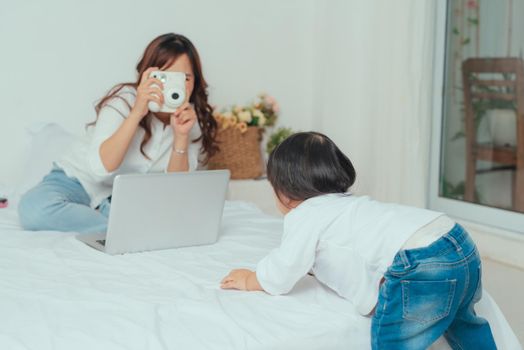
[256,193,444,316]
[56,86,202,208]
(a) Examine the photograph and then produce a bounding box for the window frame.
[428,0,524,234]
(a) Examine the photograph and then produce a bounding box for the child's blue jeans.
[18,166,110,234]
[371,224,496,350]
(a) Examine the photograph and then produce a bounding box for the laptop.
[76,170,230,255]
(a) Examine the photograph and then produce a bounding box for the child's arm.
[220,240,315,294]
[220,269,263,291]
[220,209,320,295]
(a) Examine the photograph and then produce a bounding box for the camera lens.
[164,88,185,108]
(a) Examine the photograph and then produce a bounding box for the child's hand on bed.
[221,269,250,290]
[220,269,263,291]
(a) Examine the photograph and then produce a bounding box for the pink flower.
[466,0,478,9]
[272,103,280,113]
[264,95,276,105]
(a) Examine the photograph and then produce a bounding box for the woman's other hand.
[170,102,197,137]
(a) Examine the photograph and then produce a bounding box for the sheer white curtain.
[312,0,436,207]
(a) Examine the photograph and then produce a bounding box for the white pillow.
[18,123,78,194]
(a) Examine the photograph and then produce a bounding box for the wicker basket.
[208,126,263,179]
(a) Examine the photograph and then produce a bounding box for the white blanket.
[0,200,521,350]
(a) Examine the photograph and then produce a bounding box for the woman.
[18,33,218,233]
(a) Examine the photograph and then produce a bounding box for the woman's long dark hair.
[89,33,218,161]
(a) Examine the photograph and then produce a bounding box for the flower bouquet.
[213,93,278,133]
[208,94,279,179]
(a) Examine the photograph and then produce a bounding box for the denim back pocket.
[401,279,457,324]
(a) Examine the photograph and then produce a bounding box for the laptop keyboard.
[96,239,106,246]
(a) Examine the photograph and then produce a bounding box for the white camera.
[148,71,186,113]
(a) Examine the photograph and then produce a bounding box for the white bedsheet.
[0,200,521,350]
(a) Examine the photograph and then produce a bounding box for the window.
[430,0,524,233]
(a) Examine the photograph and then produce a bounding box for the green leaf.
[266,127,295,154]
[467,17,479,25]
[452,27,460,35]
[451,131,466,141]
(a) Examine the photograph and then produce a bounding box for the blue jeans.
[18,167,111,233]
[371,224,497,350]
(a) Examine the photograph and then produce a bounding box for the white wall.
[0,0,315,186]
[312,0,436,207]
[0,0,455,209]
[2,0,522,264]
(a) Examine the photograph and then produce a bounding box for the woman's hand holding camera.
[129,67,164,121]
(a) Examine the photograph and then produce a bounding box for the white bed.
[0,192,521,350]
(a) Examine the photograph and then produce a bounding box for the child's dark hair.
[267,131,356,202]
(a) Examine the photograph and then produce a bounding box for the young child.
[220,132,496,350]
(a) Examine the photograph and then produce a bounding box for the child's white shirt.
[56,86,202,209]
[402,215,454,249]
[256,193,446,316]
